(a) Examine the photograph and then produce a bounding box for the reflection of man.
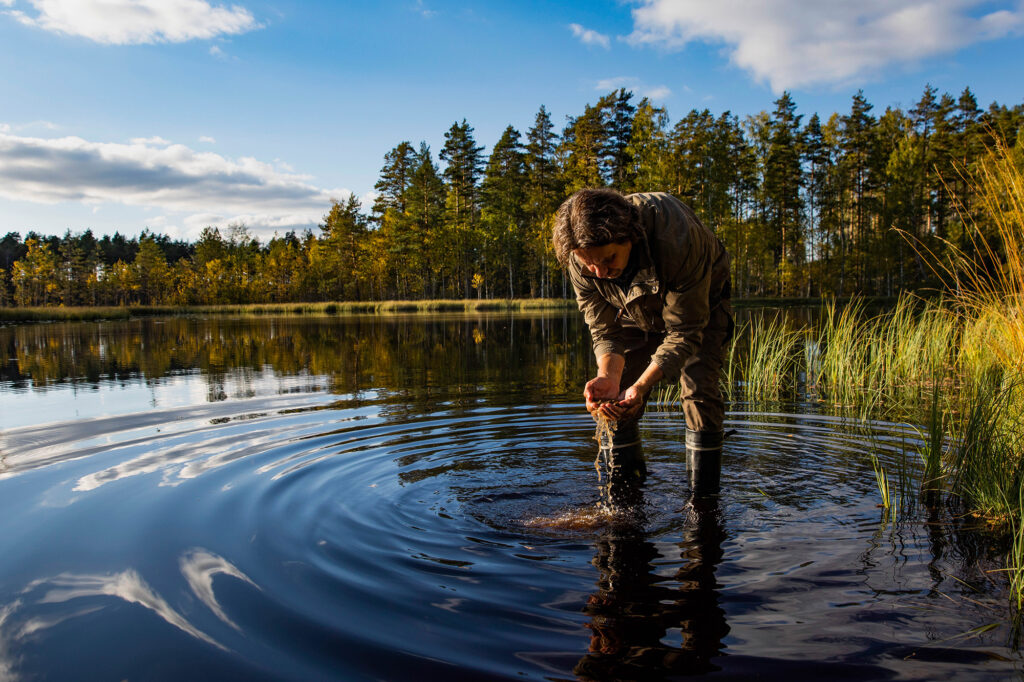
[573,498,729,678]
[552,189,733,493]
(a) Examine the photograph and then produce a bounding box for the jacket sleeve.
[569,261,625,361]
[648,217,713,382]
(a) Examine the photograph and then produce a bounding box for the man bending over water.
[552,189,733,495]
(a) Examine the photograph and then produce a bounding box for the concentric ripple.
[0,394,1020,680]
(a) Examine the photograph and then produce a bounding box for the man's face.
[573,240,632,279]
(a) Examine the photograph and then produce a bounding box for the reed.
[870,453,894,516]
[917,380,946,499]
[1010,491,1024,610]
[815,298,871,407]
[942,371,1024,519]
[739,314,803,402]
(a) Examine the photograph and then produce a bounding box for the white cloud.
[1,120,60,133]
[199,135,216,144]
[569,22,610,49]
[209,44,225,57]
[130,135,172,146]
[0,130,350,237]
[413,0,435,18]
[644,85,672,100]
[10,0,261,45]
[359,190,379,211]
[23,119,60,130]
[627,0,1024,91]
[595,76,671,101]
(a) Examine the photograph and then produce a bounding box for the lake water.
[0,313,1020,680]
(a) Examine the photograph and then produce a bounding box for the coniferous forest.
[2,85,1022,308]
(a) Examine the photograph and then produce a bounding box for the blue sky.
[1,0,1022,241]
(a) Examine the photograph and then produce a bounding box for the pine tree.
[440,120,484,297]
[321,194,369,300]
[524,105,563,298]
[481,125,527,298]
[372,142,417,219]
[841,90,879,292]
[560,103,606,192]
[669,109,714,215]
[405,143,446,297]
[598,88,636,189]
[625,97,669,193]
[764,92,804,294]
[133,234,170,304]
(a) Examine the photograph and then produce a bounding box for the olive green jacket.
[568,192,731,381]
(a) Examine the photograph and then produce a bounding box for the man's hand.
[597,383,649,422]
[584,376,620,416]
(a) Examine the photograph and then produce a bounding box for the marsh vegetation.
[658,142,1024,605]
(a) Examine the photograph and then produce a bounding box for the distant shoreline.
[0,296,903,322]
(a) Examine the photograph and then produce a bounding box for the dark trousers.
[614,299,733,445]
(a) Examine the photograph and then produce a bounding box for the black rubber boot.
[686,429,723,497]
[607,423,646,507]
[610,424,646,481]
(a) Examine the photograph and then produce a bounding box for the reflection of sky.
[0,368,331,430]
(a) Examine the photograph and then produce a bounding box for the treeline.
[1,85,1022,307]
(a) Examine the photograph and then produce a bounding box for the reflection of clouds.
[0,600,22,682]
[180,549,258,630]
[16,605,103,638]
[35,569,223,649]
[0,548,257,679]
[73,422,294,492]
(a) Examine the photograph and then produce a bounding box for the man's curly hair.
[552,188,642,266]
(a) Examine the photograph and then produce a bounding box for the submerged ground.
[0,313,1020,680]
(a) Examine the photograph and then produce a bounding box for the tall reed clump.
[738,315,803,402]
[914,140,1024,605]
[866,297,959,406]
[653,313,801,406]
[943,370,1024,519]
[814,298,871,408]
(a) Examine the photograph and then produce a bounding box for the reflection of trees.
[574,499,729,680]
[0,313,593,403]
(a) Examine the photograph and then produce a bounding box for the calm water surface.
[0,313,1020,680]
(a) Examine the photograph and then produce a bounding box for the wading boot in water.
[607,423,646,508]
[686,429,723,498]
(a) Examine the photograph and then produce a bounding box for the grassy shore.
[0,294,906,323]
[0,298,578,322]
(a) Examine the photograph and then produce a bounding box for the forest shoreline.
[0,296,902,322]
